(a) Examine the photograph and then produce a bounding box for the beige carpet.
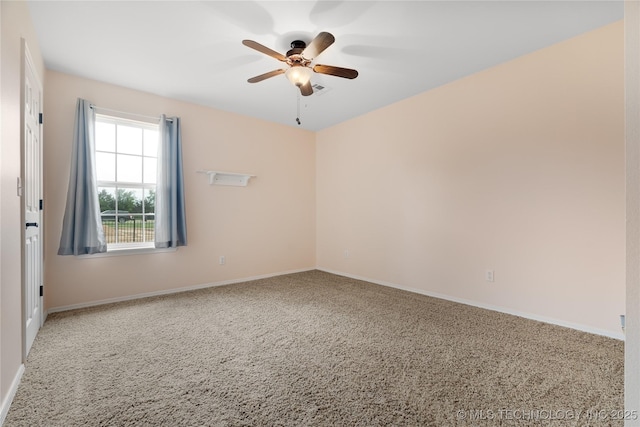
[4,270,623,426]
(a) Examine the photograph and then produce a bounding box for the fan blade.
[302,32,335,59]
[247,69,286,83]
[313,64,359,79]
[300,81,313,96]
[242,40,286,62]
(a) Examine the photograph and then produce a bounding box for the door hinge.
[39,285,43,297]
[39,113,43,124]
[39,199,43,210]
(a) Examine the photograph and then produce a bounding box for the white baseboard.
[0,364,25,426]
[47,268,315,314]
[317,268,625,341]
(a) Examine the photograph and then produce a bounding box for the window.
[95,114,158,249]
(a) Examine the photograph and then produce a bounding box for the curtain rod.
[89,104,173,123]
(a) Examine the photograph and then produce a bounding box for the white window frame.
[95,112,159,252]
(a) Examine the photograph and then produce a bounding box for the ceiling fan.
[242,32,358,96]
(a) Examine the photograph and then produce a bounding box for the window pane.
[96,122,115,152]
[96,152,116,181]
[117,125,143,155]
[142,188,155,242]
[117,188,143,214]
[144,157,157,184]
[116,188,145,243]
[111,188,142,244]
[144,189,155,215]
[98,187,117,244]
[117,154,142,183]
[144,129,158,157]
[97,187,116,212]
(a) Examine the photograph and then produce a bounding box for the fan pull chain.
[296,92,301,126]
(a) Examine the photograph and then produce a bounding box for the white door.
[22,40,43,356]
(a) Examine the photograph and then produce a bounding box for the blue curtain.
[58,99,107,255]
[155,115,187,248]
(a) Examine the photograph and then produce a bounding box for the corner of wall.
[624,0,640,418]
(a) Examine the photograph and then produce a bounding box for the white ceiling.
[27,1,623,131]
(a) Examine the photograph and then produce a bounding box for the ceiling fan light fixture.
[285,66,312,87]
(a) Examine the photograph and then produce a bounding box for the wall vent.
[312,83,331,96]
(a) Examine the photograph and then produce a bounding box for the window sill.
[78,245,177,258]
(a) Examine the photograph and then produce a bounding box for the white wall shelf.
[196,170,256,187]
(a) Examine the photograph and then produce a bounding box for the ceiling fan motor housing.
[290,40,306,49]
[286,40,308,64]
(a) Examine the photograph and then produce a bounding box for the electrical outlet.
[219,256,225,265]
[344,249,350,259]
[485,269,494,282]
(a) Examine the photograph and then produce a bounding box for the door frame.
[20,38,44,361]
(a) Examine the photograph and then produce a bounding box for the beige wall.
[43,71,316,309]
[316,21,625,337]
[1,0,45,413]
